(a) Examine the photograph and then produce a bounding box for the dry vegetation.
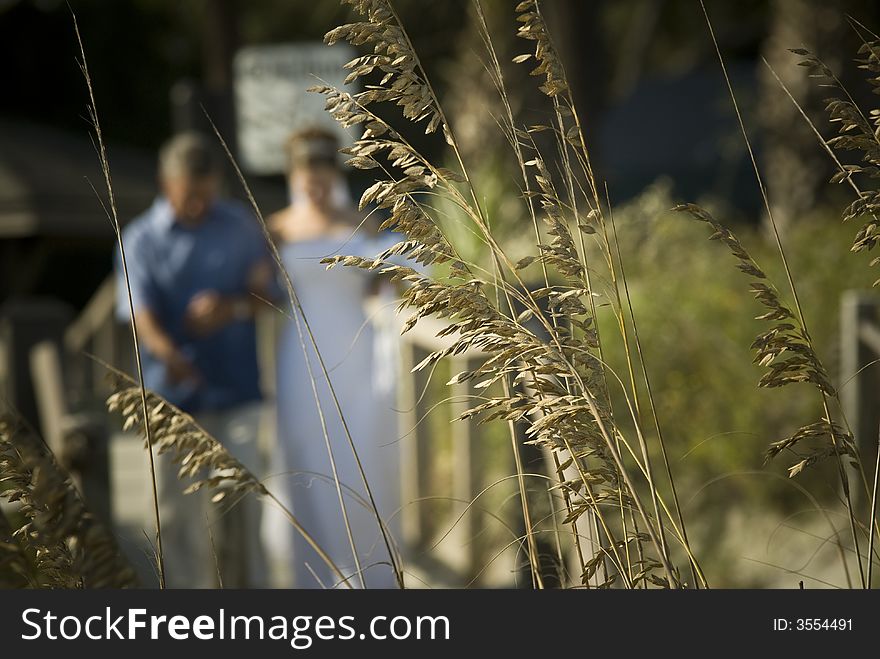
[1,0,879,589]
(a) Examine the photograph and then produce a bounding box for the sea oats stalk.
[72,13,166,588]
[0,506,32,588]
[514,0,701,586]
[765,22,880,586]
[0,416,138,588]
[698,0,870,587]
[517,0,709,587]
[786,31,880,286]
[316,0,705,588]
[471,1,589,579]
[105,369,355,588]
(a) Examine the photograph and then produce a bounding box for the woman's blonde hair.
[285,126,340,172]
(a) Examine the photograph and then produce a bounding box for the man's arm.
[135,308,201,384]
[183,258,278,336]
[115,225,201,384]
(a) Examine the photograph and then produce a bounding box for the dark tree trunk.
[544,0,609,154]
[758,0,857,236]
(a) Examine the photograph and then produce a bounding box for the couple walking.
[116,129,401,589]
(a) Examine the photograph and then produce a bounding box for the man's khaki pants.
[156,401,267,588]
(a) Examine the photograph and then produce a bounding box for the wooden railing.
[64,275,121,400]
[840,290,880,511]
[47,284,880,586]
[377,301,501,584]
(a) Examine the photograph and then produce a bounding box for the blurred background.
[2,0,880,588]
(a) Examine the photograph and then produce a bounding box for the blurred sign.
[234,42,357,175]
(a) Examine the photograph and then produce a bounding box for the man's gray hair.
[158,131,221,179]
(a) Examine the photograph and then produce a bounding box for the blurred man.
[116,132,275,588]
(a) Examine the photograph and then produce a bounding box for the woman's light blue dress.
[262,231,402,588]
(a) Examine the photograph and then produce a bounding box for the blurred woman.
[262,127,400,589]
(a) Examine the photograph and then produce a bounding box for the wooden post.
[29,340,111,525]
[29,341,69,458]
[390,311,489,582]
[398,341,425,552]
[449,355,480,579]
[840,290,880,513]
[63,275,117,398]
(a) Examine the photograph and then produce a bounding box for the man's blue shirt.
[115,197,269,413]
